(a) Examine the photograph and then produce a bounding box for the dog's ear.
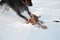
[34,15,41,19]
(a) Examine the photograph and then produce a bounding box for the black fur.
[0,0,33,21]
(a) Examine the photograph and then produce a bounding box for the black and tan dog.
[0,0,33,22]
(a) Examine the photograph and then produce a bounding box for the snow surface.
[0,0,60,40]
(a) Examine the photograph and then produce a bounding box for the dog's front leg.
[9,3,28,23]
[26,8,32,17]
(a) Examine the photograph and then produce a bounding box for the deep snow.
[0,0,60,40]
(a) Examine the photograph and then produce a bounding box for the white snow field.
[0,0,60,40]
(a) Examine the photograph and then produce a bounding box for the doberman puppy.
[0,0,33,22]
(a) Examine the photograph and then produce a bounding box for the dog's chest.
[17,3,28,12]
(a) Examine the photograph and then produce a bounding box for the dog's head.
[23,0,33,6]
[29,14,41,24]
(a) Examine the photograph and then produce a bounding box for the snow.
[0,0,60,40]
